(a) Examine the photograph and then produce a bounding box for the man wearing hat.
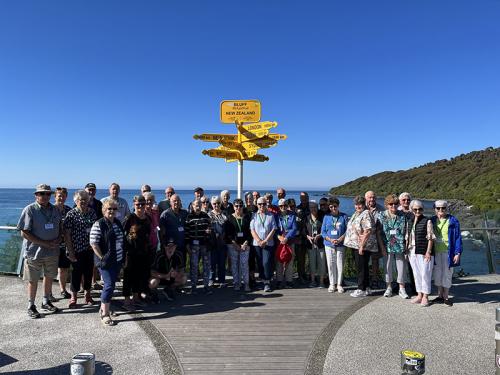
[149,238,185,302]
[188,187,212,212]
[17,184,63,318]
[85,183,103,219]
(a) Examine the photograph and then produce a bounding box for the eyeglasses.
[401,198,410,202]
[79,199,89,203]
[388,203,398,206]
[36,192,51,196]
[107,207,118,211]
[213,202,220,205]
[329,205,338,208]
[135,203,146,207]
[435,207,446,211]
[257,203,267,206]
[201,201,208,204]
[279,205,286,208]
[234,204,243,208]
[412,208,423,212]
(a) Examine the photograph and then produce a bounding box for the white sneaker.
[384,287,393,297]
[337,286,345,293]
[328,286,334,293]
[366,287,372,296]
[350,289,367,298]
[399,288,409,299]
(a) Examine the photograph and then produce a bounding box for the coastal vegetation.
[329,147,500,211]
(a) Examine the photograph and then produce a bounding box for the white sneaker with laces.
[399,288,409,299]
[350,289,367,298]
[384,287,392,297]
[328,286,334,293]
[337,286,345,293]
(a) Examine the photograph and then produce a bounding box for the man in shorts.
[149,238,185,302]
[17,184,63,318]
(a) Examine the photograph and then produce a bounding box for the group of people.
[17,183,463,326]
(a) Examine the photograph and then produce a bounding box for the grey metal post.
[237,160,243,199]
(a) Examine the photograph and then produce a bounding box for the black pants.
[123,254,150,297]
[354,250,371,291]
[71,250,94,293]
[295,242,307,279]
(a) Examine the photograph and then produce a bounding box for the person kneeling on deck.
[149,238,185,303]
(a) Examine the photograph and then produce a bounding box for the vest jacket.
[414,215,433,256]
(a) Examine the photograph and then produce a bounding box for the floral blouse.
[343,210,378,252]
[379,210,407,254]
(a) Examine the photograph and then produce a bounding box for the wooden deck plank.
[145,284,362,375]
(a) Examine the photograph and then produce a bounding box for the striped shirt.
[90,221,124,262]
[185,211,211,245]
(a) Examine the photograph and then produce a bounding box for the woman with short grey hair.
[220,190,234,215]
[208,196,228,287]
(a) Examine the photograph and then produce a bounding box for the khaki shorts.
[23,256,59,282]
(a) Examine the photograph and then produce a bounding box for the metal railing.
[0,226,24,275]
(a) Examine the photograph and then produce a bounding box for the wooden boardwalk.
[146,284,367,375]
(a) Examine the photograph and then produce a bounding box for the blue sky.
[1,0,499,191]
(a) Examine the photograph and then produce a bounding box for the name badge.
[390,229,397,235]
[45,223,54,230]
[237,232,244,238]
[178,226,184,232]
[192,240,199,245]
[331,230,338,235]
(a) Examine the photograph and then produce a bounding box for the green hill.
[329,147,500,211]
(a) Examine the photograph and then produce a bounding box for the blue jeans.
[210,243,227,283]
[255,245,274,281]
[99,263,121,303]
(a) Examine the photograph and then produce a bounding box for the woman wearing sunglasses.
[250,197,277,292]
[431,200,463,306]
[90,199,125,326]
[407,200,435,307]
[122,195,152,311]
[379,194,408,299]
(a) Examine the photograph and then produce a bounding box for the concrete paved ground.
[323,274,500,375]
[0,276,164,375]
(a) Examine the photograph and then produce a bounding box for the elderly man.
[141,184,152,196]
[158,186,175,215]
[276,187,286,202]
[365,190,384,290]
[101,182,130,224]
[85,183,103,219]
[17,184,63,318]
[160,194,188,268]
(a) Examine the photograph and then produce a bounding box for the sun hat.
[34,184,53,194]
[85,183,97,189]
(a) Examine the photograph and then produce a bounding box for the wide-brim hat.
[34,184,53,194]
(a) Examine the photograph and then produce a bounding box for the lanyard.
[258,213,266,228]
[235,217,243,232]
[331,215,339,230]
[282,214,288,230]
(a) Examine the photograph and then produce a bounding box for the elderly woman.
[220,190,234,216]
[64,190,98,308]
[305,202,326,288]
[122,196,152,311]
[344,196,379,298]
[250,197,277,292]
[408,200,435,306]
[224,198,252,291]
[143,192,160,252]
[54,187,72,299]
[379,194,408,298]
[275,198,297,289]
[431,200,462,306]
[90,199,125,326]
[321,197,349,293]
[200,196,210,213]
[208,196,228,287]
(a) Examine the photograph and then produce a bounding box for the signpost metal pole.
[237,160,243,199]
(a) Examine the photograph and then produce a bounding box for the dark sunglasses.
[234,204,243,208]
[388,203,398,206]
[413,208,423,212]
[257,203,267,206]
[36,192,51,196]
[329,205,338,208]
[107,207,118,211]
[435,207,446,211]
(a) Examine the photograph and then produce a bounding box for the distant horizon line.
[0,186,331,192]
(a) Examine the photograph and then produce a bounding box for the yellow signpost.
[195,100,287,198]
[220,100,261,124]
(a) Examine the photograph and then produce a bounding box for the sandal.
[69,297,77,309]
[101,314,116,326]
[84,294,94,306]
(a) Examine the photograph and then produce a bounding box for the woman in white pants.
[407,200,435,307]
[321,197,349,293]
[431,200,463,307]
[379,194,408,299]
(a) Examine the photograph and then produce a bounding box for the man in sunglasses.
[101,183,130,224]
[17,184,63,318]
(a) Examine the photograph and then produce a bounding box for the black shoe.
[432,296,444,304]
[41,301,60,313]
[150,292,160,304]
[162,288,174,301]
[27,305,41,319]
[48,294,57,303]
[60,290,71,299]
[444,299,453,307]
[204,287,213,295]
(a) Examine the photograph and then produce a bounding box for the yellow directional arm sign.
[202,148,242,159]
[220,100,261,124]
[194,134,238,142]
[238,121,277,132]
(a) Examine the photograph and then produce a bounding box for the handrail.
[0,226,17,230]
